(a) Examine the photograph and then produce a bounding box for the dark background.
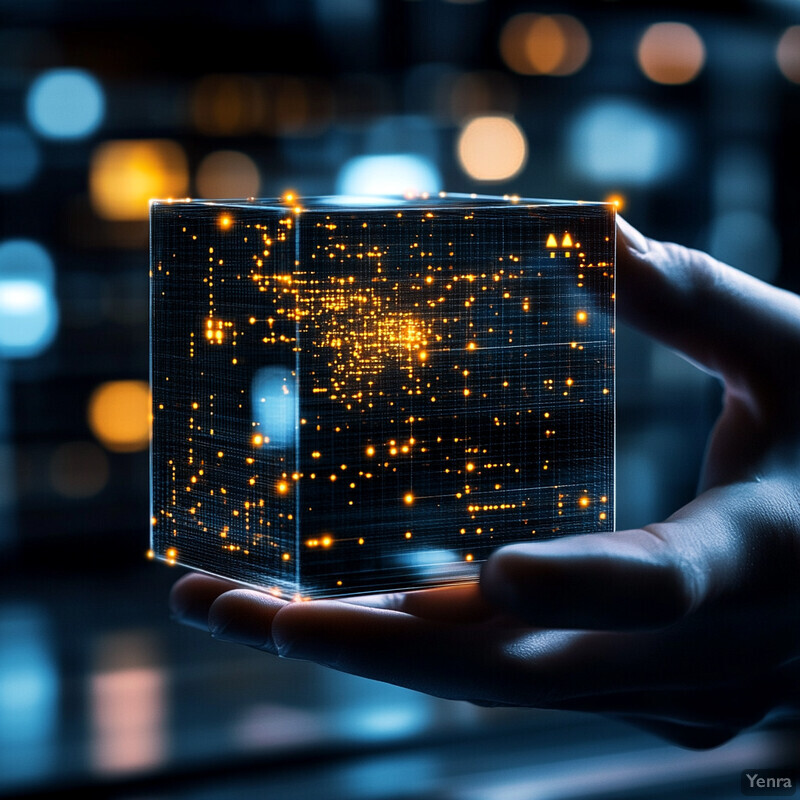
[0,0,798,797]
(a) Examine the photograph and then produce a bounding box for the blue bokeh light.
[251,366,298,447]
[0,240,58,359]
[568,99,684,185]
[26,69,105,140]
[336,154,442,197]
[0,125,40,190]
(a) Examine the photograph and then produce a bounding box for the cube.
[150,194,615,598]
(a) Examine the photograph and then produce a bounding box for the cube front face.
[151,196,615,598]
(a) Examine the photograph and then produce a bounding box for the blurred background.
[0,0,798,797]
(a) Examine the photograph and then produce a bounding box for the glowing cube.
[150,195,615,598]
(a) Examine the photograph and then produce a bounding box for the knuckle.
[643,524,704,623]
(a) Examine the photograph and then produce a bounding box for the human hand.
[170,218,800,749]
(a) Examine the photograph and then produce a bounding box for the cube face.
[151,195,615,598]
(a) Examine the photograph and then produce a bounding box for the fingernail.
[169,585,215,631]
[208,615,271,649]
[617,217,649,255]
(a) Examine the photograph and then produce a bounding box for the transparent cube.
[150,194,615,598]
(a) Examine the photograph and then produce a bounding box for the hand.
[170,218,800,749]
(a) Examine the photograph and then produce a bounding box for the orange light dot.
[366,446,375,456]
[405,531,412,539]
[88,379,151,453]
[466,463,475,472]
[576,310,588,323]
[637,22,705,85]
[579,496,590,508]
[404,493,414,505]
[219,215,232,228]
[321,536,332,547]
[277,482,288,493]
[282,552,291,561]
[252,434,264,447]
[465,553,474,562]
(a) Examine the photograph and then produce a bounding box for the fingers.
[480,528,703,631]
[208,589,285,654]
[616,217,800,394]
[391,583,497,623]
[479,484,760,631]
[269,599,538,702]
[169,573,239,630]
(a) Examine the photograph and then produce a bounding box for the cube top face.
[151,194,615,598]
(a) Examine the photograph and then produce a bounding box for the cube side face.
[293,203,615,597]
[150,202,300,593]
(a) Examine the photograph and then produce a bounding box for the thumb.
[616,217,800,394]
[479,485,754,630]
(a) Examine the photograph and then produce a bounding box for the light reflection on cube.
[150,194,615,598]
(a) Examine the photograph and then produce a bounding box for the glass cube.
[150,194,615,598]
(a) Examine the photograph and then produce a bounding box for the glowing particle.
[219,215,232,229]
[252,434,264,447]
[404,493,414,505]
[366,446,375,457]
[277,482,288,493]
[466,463,475,472]
[465,554,474,562]
[576,310,588,323]
[282,552,291,561]
[579,496,590,507]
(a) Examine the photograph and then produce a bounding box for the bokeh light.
[26,69,104,140]
[49,441,109,499]
[89,140,189,221]
[637,22,706,85]
[456,115,527,181]
[568,99,684,185]
[776,26,800,84]
[336,154,442,196]
[0,125,40,190]
[88,380,150,453]
[195,150,260,199]
[0,240,58,359]
[499,13,591,77]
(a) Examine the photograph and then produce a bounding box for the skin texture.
[170,218,800,750]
